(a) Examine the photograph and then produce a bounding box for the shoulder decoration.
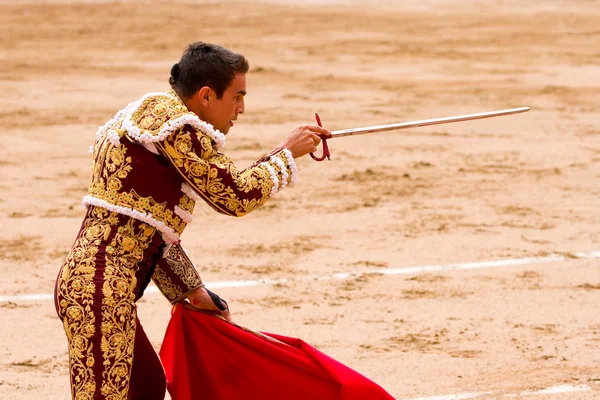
[93,90,226,152]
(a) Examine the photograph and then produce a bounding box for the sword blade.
[330,107,530,138]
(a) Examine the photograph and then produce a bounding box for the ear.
[197,86,211,106]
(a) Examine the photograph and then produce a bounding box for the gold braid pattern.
[99,218,157,399]
[155,127,292,217]
[56,206,117,400]
[88,130,186,237]
[151,244,204,304]
[151,266,184,302]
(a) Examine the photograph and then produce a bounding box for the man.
[54,41,330,400]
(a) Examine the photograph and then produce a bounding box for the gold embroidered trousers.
[54,206,167,400]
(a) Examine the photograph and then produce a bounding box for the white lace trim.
[181,183,201,201]
[108,129,121,146]
[82,195,180,244]
[120,92,226,150]
[282,148,298,183]
[270,155,289,190]
[123,112,226,150]
[95,98,142,140]
[89,145,94,155]
[92,92,168,154]
[174,205,194,224]
[93,91,226,153]
[261,163,279,196]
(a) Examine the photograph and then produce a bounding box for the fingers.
[282,124,331,158]
[307,125,332,138]
[187,301,218,314]
[187,301,232,322]
[221,308,232,322]
[309,133,321,146]
[187,289,233,322]
[213,293,231,322]
[206,289,227,311]
[206,289,232,321]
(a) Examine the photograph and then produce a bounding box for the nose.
[237,98,245,114]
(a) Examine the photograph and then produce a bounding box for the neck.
[172,87,205,120]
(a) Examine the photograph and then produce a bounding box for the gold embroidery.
[156,130,275,216]
[151,245,203,304]
[100,218,156,399]
[56,206,114,400]
[129,95,188,138]
[177,193,195,215]
[164,245,203,289]
[151,267,183,302]
[87,90,289,235]
[88,135,186,234]
[86,93,197,236]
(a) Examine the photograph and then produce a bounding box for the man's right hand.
[280,125,331,158]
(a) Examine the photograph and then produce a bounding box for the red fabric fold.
[159,305,395,400]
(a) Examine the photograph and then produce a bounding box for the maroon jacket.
[85,90,298,303]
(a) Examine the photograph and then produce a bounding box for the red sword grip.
[310,113,331,162]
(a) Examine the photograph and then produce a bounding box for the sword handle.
[310,113,331,162]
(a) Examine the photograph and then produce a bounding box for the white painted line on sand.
[574,250,600,259]
[406,384,591,400]
[1,250,598,303]
[504,384,592,397]
[407,391,488,400]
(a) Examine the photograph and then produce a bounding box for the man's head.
[170,42,249,134]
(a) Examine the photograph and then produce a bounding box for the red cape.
[160,305,395,400]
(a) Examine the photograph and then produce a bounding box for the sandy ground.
[1,0,599,399]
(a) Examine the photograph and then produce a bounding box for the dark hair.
[169,42,249,99]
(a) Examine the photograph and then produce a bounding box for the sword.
[310,107,530,161]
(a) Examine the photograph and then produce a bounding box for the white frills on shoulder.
[122,112,226,150]
[120,92,226,149]
[91,92,166,154]
[82,195,181,244]
[95,97,144,140]
[92,91,227,153]
[108,129,121,146]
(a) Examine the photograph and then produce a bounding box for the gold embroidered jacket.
[152,243,205,304]
[85,90,298,304]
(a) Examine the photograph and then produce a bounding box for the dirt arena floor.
[1,0,599,399]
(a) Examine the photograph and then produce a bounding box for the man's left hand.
[186,286,232,322]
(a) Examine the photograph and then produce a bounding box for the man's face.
[205,72,246,135]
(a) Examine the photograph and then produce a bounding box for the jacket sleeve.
[151,243,205,304]
[154,125,298,217]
